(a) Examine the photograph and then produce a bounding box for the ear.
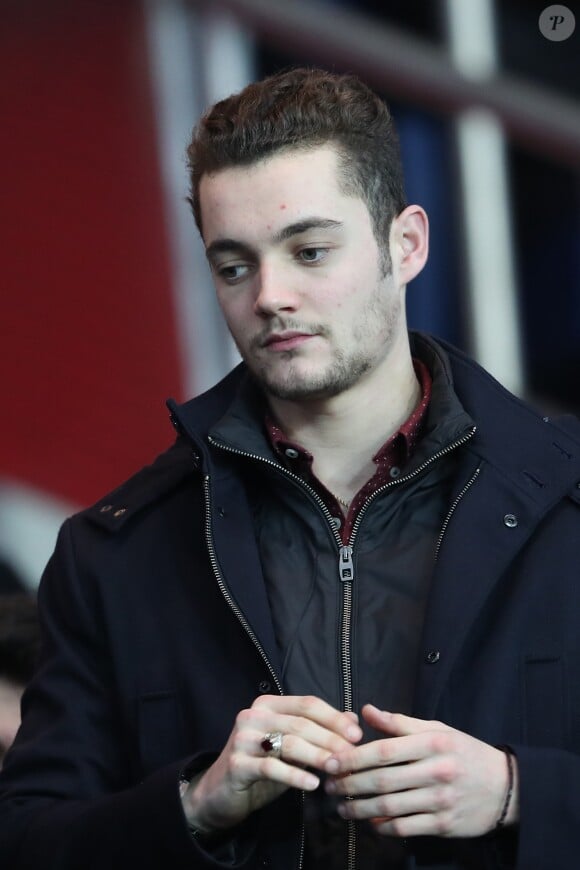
[390,205,429,285]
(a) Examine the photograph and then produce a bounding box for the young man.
[1,68,579,870]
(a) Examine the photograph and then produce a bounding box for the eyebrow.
[205,217,344,261]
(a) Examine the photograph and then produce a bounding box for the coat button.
[258,681,271,694]
[426,650,440,664]
[503,513,518,528]
[284,448,299,460]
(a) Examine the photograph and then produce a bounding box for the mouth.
[262,331,317,352]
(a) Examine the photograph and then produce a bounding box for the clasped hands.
[183,695,518,838]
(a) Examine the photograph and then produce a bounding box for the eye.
[297,247,328,264]
[216,263,251,284]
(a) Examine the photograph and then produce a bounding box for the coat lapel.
[209,457,283,680]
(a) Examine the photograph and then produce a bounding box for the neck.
[267,338,421,501]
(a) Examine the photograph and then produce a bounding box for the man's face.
[199,145,407,403]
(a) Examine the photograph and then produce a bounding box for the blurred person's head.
[0,558,27,595]
[187,67,407,270]
[0,594,40,766]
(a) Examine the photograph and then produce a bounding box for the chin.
[248,350,371,401]
[262,370,364,402]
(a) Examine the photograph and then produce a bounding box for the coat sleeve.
[0,520,256,869]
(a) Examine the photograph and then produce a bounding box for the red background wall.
[1,0,183,507]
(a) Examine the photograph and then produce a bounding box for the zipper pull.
[338,546,354,582]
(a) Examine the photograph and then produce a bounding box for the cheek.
[218,296,256,341]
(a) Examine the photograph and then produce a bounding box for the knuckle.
[235,708,253,727]
[294,716,310,736]
[430,732,452,754]
[377,741,392,762]
[375,770,391,792]
[329,734,349,752]
[389,817,407,837]
[378,795,394,816]
[435,758,457,784]
[435,812,454,836]
[299,695,318,716]
[434,785,454,810]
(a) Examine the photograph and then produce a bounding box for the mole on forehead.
[279,203,287,209]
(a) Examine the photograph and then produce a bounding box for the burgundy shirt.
[265,359,432,542]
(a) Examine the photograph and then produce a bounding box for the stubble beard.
[249,345,373,401]
[235,279,402,402]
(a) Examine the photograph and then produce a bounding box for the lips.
[262,331,316,351]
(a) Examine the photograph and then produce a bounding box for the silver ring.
[260,731,283,758]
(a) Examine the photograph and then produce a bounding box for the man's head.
[187,67,407,268]
[189,68,428,407]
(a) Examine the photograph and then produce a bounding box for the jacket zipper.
[338,426,477,869]
[203,474,283,695]
[203,471,306,866]
[434,465,481,561]
[206,426,476,870]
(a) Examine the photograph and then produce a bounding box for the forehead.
[198,145,358,243]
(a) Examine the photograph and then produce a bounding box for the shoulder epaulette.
[83,438,199,532]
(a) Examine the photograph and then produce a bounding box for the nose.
[253,262,299,316]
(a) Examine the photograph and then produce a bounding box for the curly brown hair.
[187,68,406,264]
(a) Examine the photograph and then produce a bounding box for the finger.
[325,732,436,775]
[336,785,451,822]
[245,728,351,772]
[233,752,320,792]
[325,757,439,796]
[246,712,360,758]
[372,812,453,838]
[361,705,448,738]
[252,695,362,743]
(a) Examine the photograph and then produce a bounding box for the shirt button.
[284,448,300,460]
[330,516,342,530]
[503,513,518,528]
[426,650,440,664]
[389,466,401,479]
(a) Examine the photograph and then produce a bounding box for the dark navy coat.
[1,335,580,869]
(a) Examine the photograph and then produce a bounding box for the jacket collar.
[168,331,580,496]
